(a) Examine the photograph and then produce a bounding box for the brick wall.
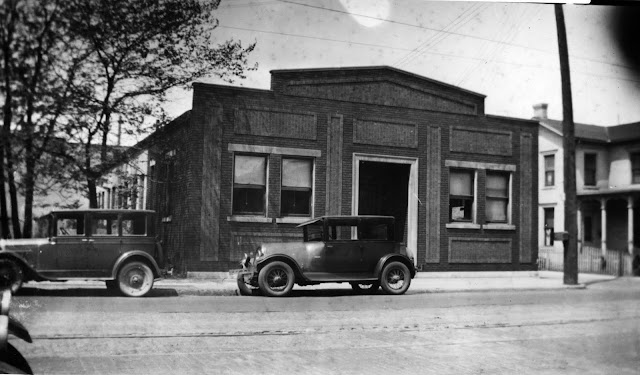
[156,68,538,273]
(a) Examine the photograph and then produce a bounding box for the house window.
[544,154,555,187]
[233,154,267,215]
[485,172,510,223]
[449,169,475,222]
[544,207,554,246]
[632,152,640,184]
[281,158,313,216]
[584,153,597,186]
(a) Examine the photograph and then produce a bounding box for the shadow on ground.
[16,287,179,298]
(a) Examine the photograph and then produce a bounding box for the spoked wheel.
[258,261,295,297]
[117,261,154,297]
[0,259,24,294]
[380,261,411,295]
[350,282,380,294]
[237,273,259,296]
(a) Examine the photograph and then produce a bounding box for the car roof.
[296,215,395,227]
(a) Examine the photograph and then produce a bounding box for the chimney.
[533,103,548,119]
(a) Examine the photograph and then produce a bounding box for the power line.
[276,0,636,72]
[217,25,640,85]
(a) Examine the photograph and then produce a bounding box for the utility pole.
[555,4,578,285]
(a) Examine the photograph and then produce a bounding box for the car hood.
[259,241,321,259]
[0,238,49,252]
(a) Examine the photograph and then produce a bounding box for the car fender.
[374,254,416,279]
[111,251,162,279]
[256,254,306,281]
[0,252,50,282]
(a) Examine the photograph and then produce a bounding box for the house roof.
[270,65,487,99]
[537,118,640,143]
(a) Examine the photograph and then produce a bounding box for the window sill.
[542,186,556,190]
[582,185,598,190]
[483,223,516,230]
[227,216,272,223]
[446,223,481,229]
[275,217,311,224]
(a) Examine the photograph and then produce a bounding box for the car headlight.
[255,247,264,259]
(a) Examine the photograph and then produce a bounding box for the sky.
[163,0,640,128]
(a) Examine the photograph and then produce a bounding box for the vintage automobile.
[0,209,164,297]
[235,215,416,297]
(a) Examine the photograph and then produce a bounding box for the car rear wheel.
[117,261,154,297]
[0,259,24,294]
[350,282,380,294]
[380,261,411,295]
[258,261,295,297]
[237,273,259,296]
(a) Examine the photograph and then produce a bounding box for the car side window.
[121,215,147,236]
[358,223,390,241]
[328,225,358,241]
[91,214,119,236]
[57,215,85,236]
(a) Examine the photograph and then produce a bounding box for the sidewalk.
[22,271,619,296]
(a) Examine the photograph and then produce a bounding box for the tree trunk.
[22,146,35,238]
[87,176,98,208]
[5,149,21,239]
[0,143,9,239]
[555,4,578,285]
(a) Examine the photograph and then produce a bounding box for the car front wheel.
[258,261,295,297]
[380,261,411,295]
[117,261,154,297]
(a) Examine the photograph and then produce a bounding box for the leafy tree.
[1,0,255,238]
[1,0,80,238]
[57,0,256,208]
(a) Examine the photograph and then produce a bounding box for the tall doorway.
[358,161,410,242]
[352,154,418,265]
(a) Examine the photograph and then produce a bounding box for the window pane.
[91,214,119,235]
[450,198,473,221]
[282,159,312,188]
[57,216,84,236]
[486,173,508,198]
[233,187,265,214]
[234,155,266,185]
[281,189,311,216]
[544,154,555,170]
[122,215,146,235]
[545,171,554,186]
[358,223,389,240]
[584,153,597,185]
[450,170,473,196]
[486,199,507,222]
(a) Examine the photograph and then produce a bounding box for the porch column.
[600,198,607,256]
[629,196,634,255]
[577,202,582,252]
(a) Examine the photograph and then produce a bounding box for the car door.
[37,213,90,278]
[323,223,363,275]
[85,212,122,277]
[358,222,396,274]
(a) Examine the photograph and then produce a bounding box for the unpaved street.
[9,278,640,374]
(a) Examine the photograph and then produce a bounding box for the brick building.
[105,66,539,274]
